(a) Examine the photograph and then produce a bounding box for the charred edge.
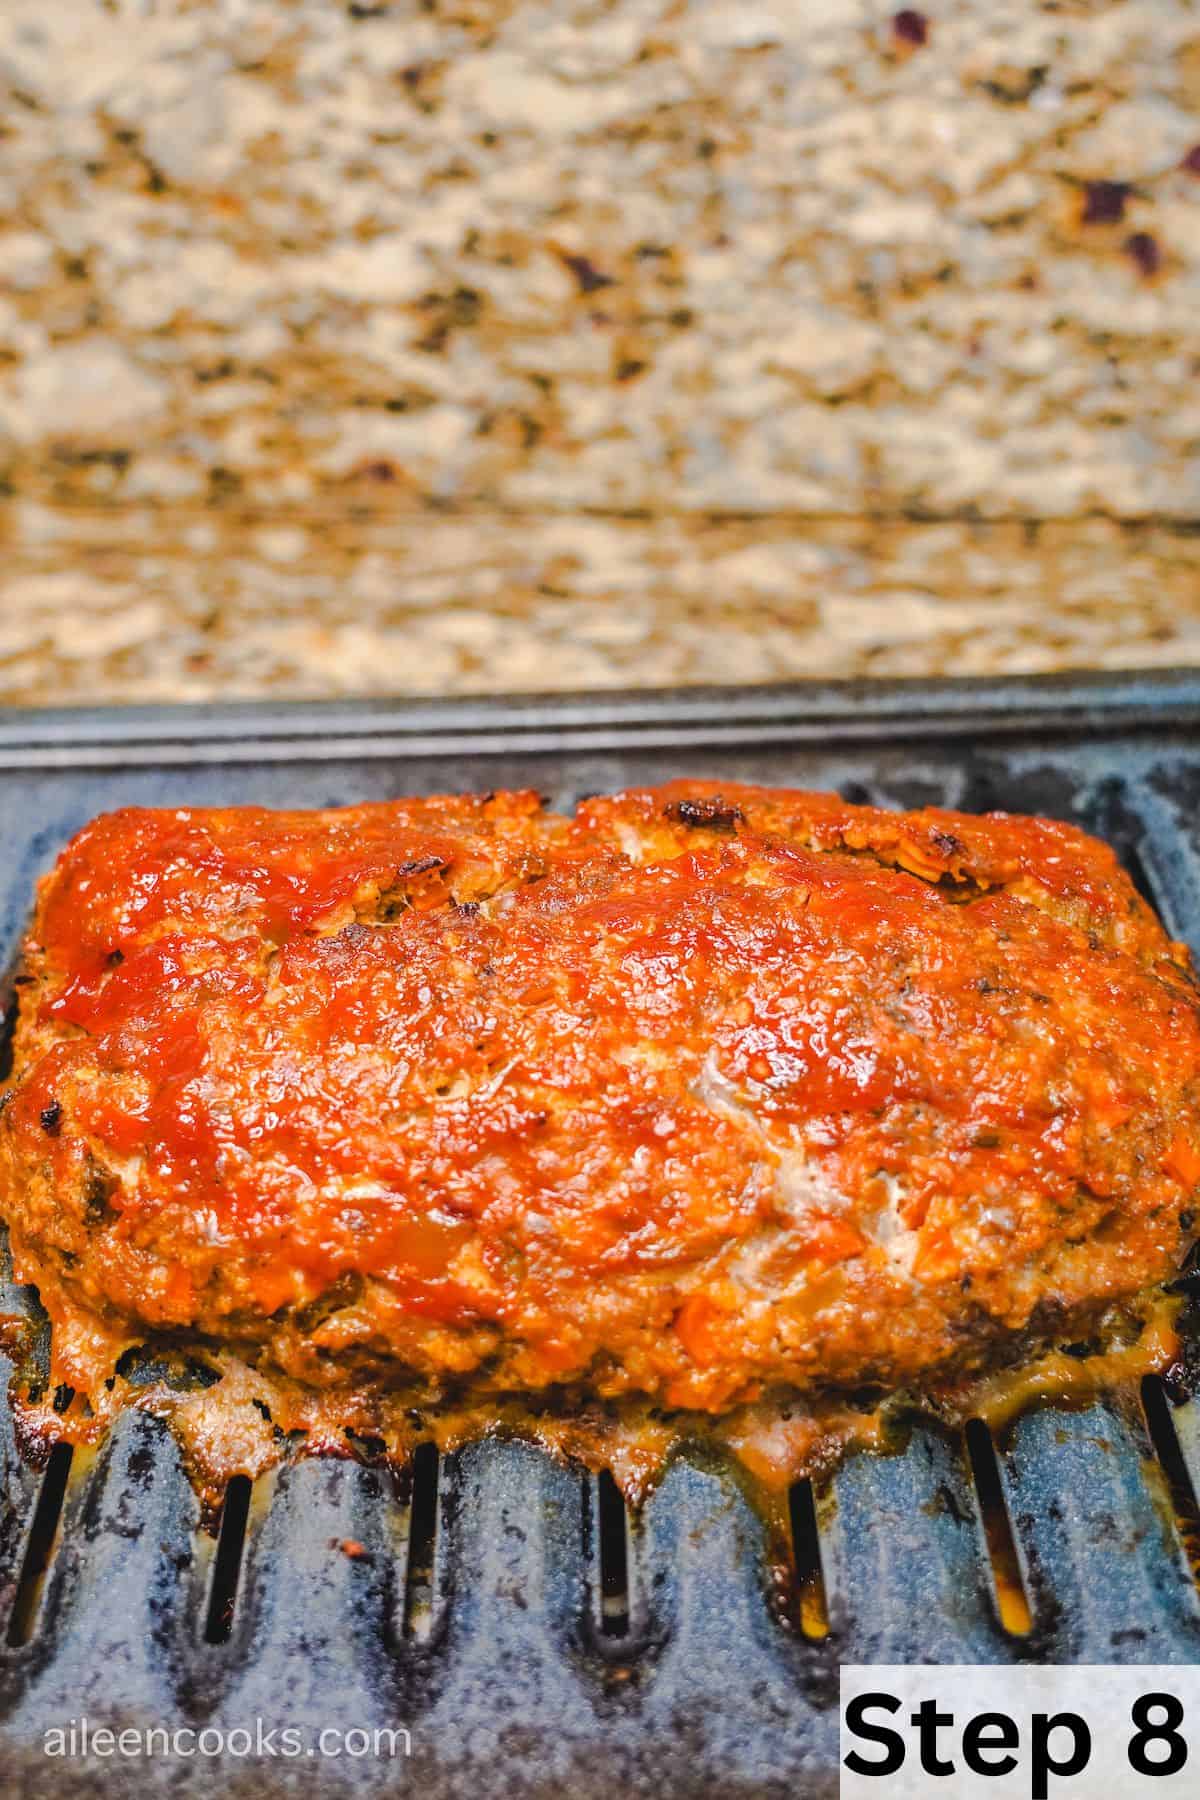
[928,827,967,859]
[81,1154,118,1223]
[396,856,450,879]
[663,796,744,834]
[113,1343,222,1392]
[1162,1284,1200,1400]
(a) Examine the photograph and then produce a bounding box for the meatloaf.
[1,781,1198,1437]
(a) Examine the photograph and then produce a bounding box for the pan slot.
[592,1469,632,1639]
[0,992,19,1088]
[964,1419,1033,1637]
[5,1440,73,1646]
[787,1477,829,1641]
[401,1441,440,1641]
[1141,1376,1200,1586]
[1117,838,1166,920]
[203,1473,252,1645]
[1089,779,1196,946]
[1126,829,1192,946]
[837,780,877,808]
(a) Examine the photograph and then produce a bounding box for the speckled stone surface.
[1,0,1199,700]
[4,508,1198,702]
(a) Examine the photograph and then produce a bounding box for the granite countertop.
[1,0,1199,702]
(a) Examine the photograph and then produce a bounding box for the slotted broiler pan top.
[2,671,1200,1800]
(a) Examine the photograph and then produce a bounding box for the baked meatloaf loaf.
[1,781,1197,1480]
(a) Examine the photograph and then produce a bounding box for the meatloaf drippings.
[0,781,1198,1496]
